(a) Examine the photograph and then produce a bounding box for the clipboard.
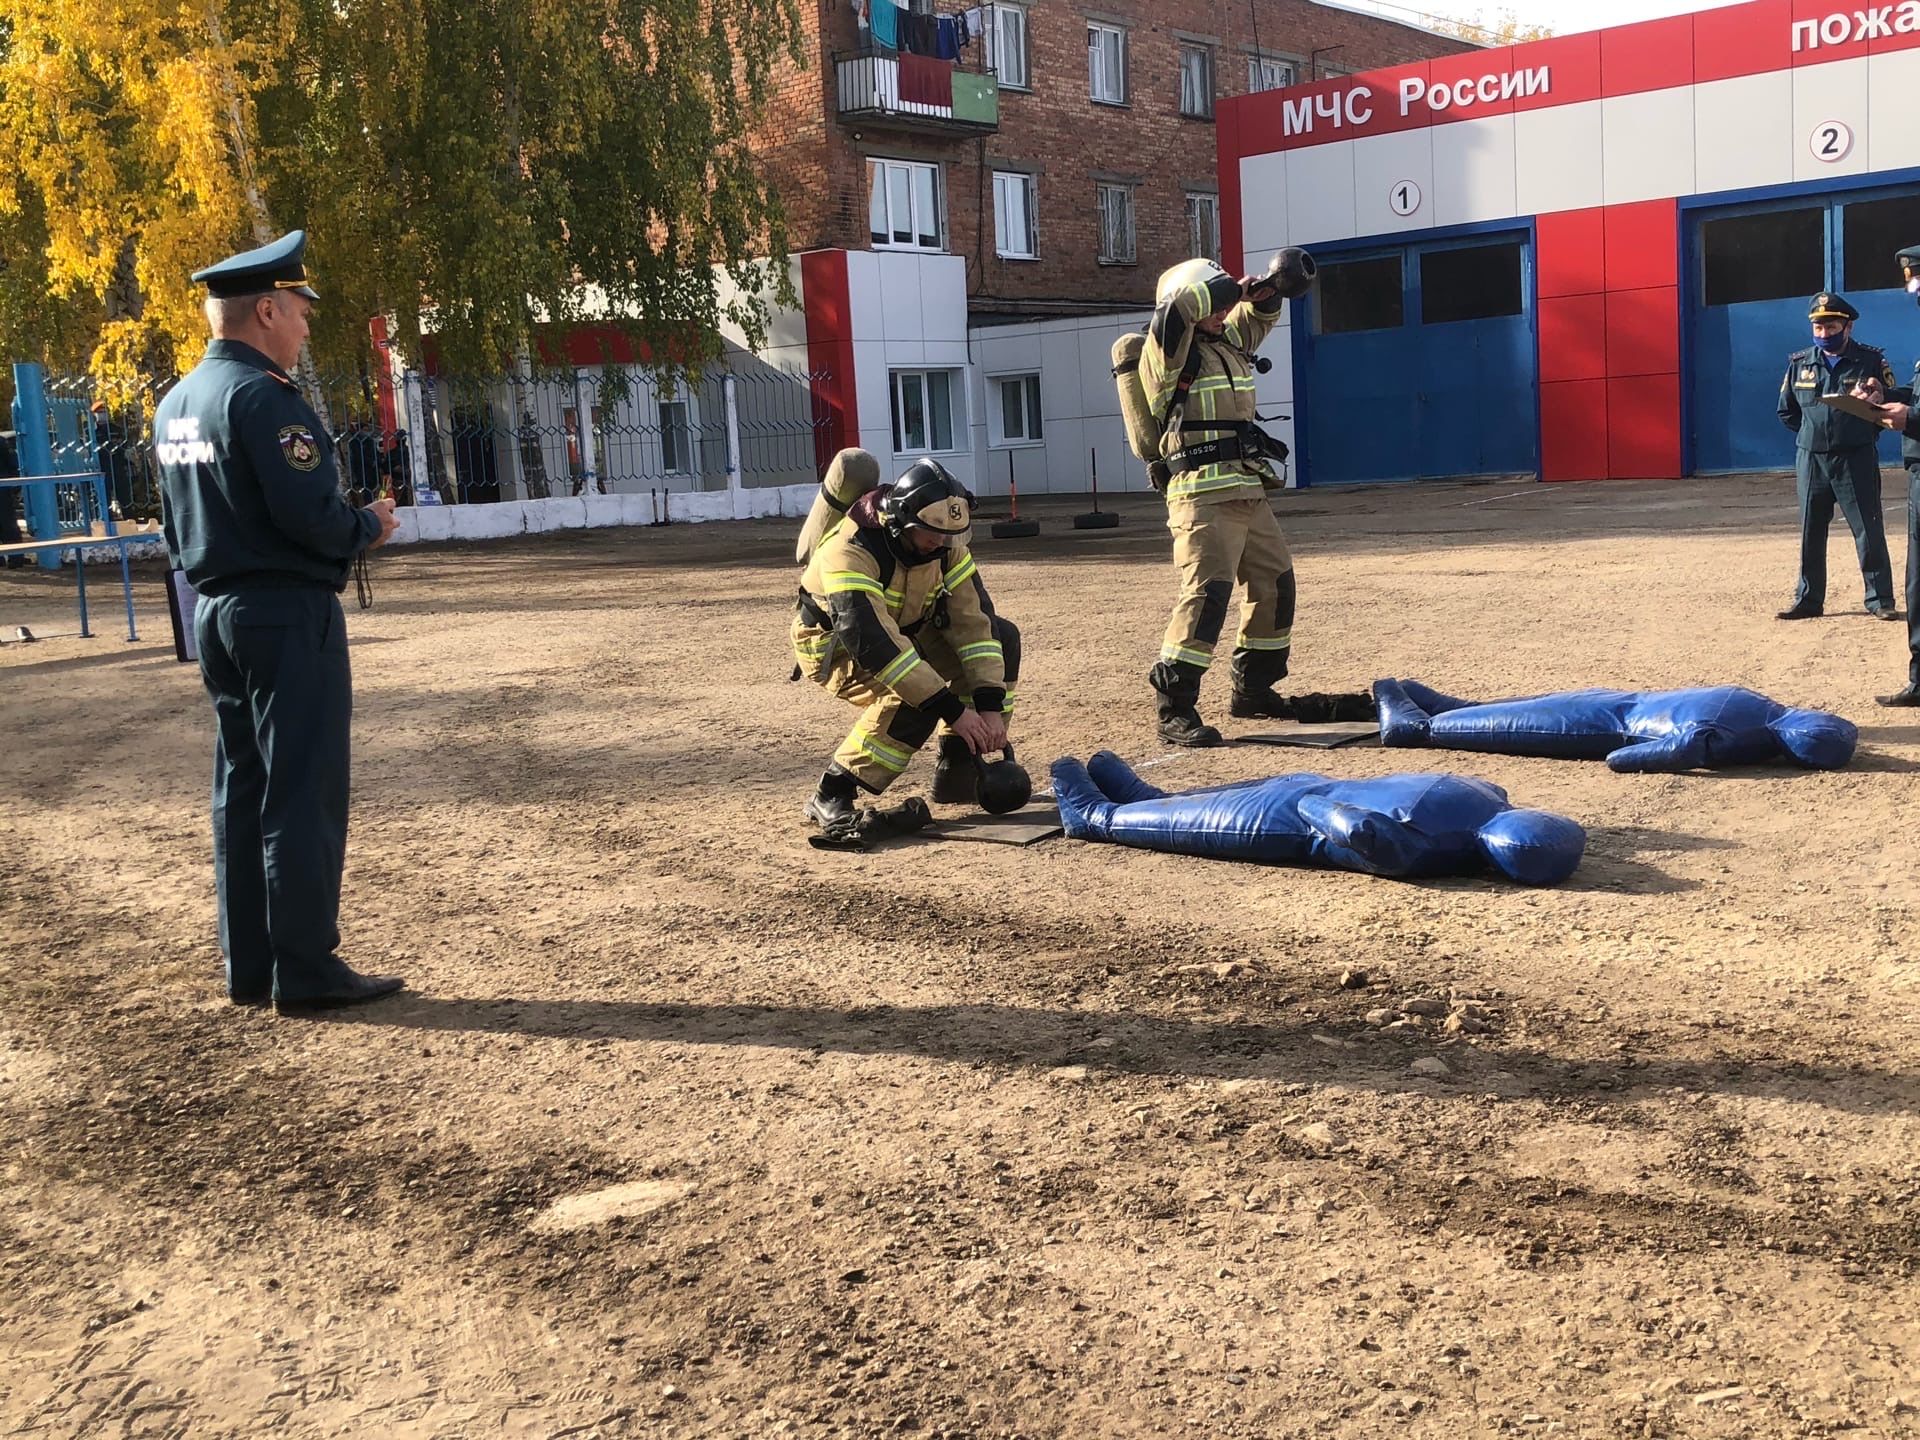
[1817,391,1898,424]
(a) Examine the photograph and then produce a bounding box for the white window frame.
[989,3,1029,90]
[890,369,965,455]
[1248,54,1297,93]
[1178,44,1214,119]
[658,397,695,476]
[1185,191,1220,263]
[988,372,1044,448]
[1088,22,1127,105]
[867,158,945,253]
[992,171,1037,260]
[1096,182,1136,265]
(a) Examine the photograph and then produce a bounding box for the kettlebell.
[973,743,1033,815]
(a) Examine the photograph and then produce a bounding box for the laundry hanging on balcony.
[899,10,939,55]
[868,0,899,49]
[935,16,967,57]
[898,51,954,106]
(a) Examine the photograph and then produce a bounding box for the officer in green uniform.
[1776,292,1899,621]
[155,230,404,1012]
[1866,246,1920,704]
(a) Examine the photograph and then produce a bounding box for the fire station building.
[1221,0,1920,483]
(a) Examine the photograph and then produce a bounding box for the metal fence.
[22,354,833,520]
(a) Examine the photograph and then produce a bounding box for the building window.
[1420,243,1524,325]
[1844,193,1920,291]
[991,373,1043,446]
[989,3,1029,89]
[1249,55,1296,93]
[1179,45,1214,119]
[891,369,961,453]
[1185,192,1220,261]
[1315,255,1404,334]
[868,158,943,252]
[1088,23,1127,105]
[1701,208,1824,306]
[1096,183,1136,264]
[659,399,693,474]
[993,171,1037,259]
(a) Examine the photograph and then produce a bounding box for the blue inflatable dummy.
[1372,679,1857,773]
[1052,751,1585,885]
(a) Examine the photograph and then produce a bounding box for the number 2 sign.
[1810,120,1854,163]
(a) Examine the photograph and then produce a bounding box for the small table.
[0,473,151,642]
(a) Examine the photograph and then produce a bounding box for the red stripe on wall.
[800,250,858,471]
[1537,199,1681,480]
[1220,0,1920,158]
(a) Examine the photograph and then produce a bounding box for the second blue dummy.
[1373,680,1857,773]
[1052,751,1586,885]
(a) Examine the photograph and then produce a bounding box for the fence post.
[573,371,600,496]
[10,363,59,571]
[723,372,747,520]
[402,371,431,504]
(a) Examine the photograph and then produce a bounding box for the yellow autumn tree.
[0,0,278,386]
[1428,8,1554,45]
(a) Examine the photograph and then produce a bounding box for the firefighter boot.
[803,764,862,835]
[1228,647,1293,720]
[930,733,978,806]
[1149,660,1223,748]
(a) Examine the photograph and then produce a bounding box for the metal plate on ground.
[931,804,1064,845]
[1236,722,1380,749]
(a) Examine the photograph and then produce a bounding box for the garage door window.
[1316,256,1403,334]
[1701,208,1824,305]
[1420,242,1523,325]
[1843,193,1920,292]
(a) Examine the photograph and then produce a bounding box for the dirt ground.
[5,472,1920,1440]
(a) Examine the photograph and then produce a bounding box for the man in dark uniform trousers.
[155,230,404,1012]
[1776,292,1900,621]
[1863,245,1920,704]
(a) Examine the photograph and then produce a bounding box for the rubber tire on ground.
[990,519,1041,538]
[1072,511,1119,529]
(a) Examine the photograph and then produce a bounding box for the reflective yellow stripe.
[956,640,1002,663]
[1187,281,1211,317]
[852,728,912,772]
[945,554,977,587]
[877,650,923,687]
[1161,643,1214,668]
[826,572,884,596]
[1165,470,1267,500]
[1237,632,1292,650]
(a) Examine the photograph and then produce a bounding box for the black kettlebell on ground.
[974,744,1032,815]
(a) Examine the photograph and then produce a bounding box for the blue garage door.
[1688,185,1920,473]
[1300,232,1538,484]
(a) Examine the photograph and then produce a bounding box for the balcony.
[834,48,999,135]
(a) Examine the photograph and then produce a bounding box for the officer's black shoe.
[930,734,977,805]
[1870,606,1904,621]
[231,991,272,1008]
[275,971,406,1014]
[1775,602,1823,620]
[1150,660,1223,748]
[1876,683,1920,707]
[803,764,862,832]
[1228,688,1292,720]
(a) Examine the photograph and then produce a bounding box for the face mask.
[1818,331,1847,354]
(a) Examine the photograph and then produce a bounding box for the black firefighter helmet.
[878,459,971,560]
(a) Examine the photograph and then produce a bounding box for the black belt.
[1167,424,1289,477]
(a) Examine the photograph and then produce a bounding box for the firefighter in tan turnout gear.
[1121,247,1316,746]
[793,457,1026,841]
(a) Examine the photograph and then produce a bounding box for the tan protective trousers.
[803,627,1017,793]
[1159,495,1293,670]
